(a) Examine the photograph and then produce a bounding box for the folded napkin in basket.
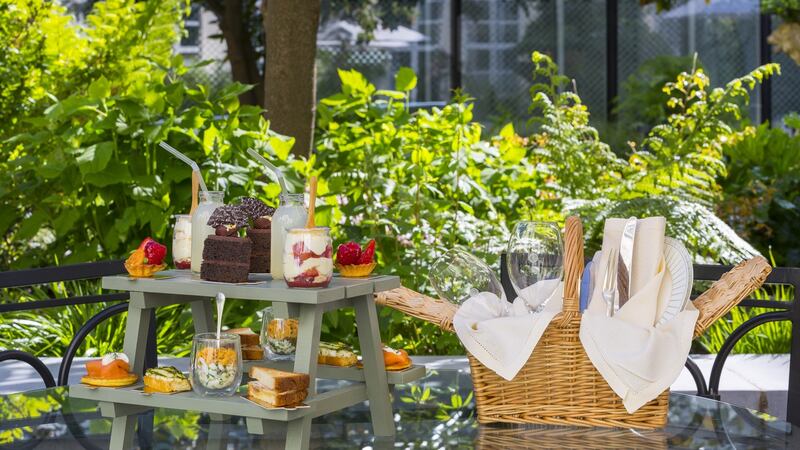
[453,280,563,381]
[580,217,699,413]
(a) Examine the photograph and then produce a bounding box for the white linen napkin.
[580,217,699,413]
[453,281,563,381]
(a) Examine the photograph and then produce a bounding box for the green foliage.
[0,0,302,359]
[640,0,710,12]
[718,116,800,266]
[525,53,776,264]
[527,52,623,205]
[613,55,700,143]
[315,67,530,353]
[313,53,777,352]
[761,0,800,22]
[699,281,794,354]
[0,280,193,357]
[1,0,302,270]
[630,62,780,206]
[0,0,787,359]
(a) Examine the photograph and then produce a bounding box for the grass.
[697,282,793,354]
[0,280,194,357]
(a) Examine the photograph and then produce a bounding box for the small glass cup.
[283,227,333,288]
[172,214,192,269]
[260,307,299,360]
[190,333,242,397]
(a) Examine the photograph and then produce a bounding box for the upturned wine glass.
[429,248,507,313]
[506,222,564,313]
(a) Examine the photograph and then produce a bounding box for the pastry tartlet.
[81,352,138,387]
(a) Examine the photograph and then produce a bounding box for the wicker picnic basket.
[376,216,772,429]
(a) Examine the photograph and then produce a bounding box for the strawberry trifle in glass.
[283,227,333,288]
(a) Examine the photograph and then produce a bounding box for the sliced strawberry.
[301,267,320,278]
[358,240,376,264]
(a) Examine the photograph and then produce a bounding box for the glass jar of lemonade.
[270,193,308,279]
[191,191,224,273]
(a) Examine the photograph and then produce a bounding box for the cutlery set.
[597,217,692,323]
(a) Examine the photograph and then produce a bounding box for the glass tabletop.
[0,368,796,449]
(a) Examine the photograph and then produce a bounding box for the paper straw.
[247,148,288,194]
[158,141,208,193]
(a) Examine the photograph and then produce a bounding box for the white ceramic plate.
[657,237,693,325]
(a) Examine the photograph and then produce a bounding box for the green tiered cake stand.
[69,270,425,450]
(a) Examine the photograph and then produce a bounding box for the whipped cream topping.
[101,352,130,366]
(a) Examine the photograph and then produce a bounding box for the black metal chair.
[0,260,160,450]
[0,260,157,388]
[693,265,799,426]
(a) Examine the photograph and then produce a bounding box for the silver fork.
[602,248,619,317]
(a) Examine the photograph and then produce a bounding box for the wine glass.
[506,222,564,313]
[429,248,507,314]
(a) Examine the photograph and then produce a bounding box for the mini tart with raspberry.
[335,239,377,278]
[336,262,377,277]
[125,238,167,278]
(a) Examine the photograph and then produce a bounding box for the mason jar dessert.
[190,332,242,397]
[172,214,192,269]
[270,193,308,279]
[283,227,333,288]
[260,307,298,360]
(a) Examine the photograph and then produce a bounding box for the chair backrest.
[0,260,153,389]
[693,264,799,426]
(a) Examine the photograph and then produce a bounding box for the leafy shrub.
[0,0,301,357]
[0,0,785,356]
[718,116,800,266]
[312,53,778,352]
[314,68,529,353]
[1,0,302,270]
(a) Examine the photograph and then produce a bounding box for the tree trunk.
[262,0,320,157]
[205,0,263,106]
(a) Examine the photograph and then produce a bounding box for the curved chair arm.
[708,310,791,397]
[0,350,56,388]
[684,357,709,397]
[57,302,130,386]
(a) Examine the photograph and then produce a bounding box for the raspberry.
[358,239,376,264]
[138,237,155,251]
[336,242,361,265]
[144,240,167,265]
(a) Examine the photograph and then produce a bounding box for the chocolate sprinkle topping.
[239,197,275,220]
[207,205,248,228]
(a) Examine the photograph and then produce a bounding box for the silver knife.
[618,217,637,307]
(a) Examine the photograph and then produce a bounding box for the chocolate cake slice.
[201,236,252,283]
[240,197,274,274]
[200,206,252,283]
[246,226,271,273]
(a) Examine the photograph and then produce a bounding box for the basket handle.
[692,255,771,338]
[561,216,585,317]
[375,286,457,332]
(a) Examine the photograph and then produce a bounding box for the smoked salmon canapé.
[81,352,138,387]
